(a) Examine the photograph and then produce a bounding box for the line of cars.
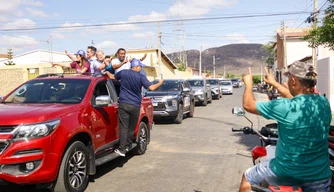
[144,77,240,124]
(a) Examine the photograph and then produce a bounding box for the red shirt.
[70,61,90,73]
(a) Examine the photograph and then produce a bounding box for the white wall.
[318,46,334,60]
[286,40,312,65]
[0,51,72,66]
[317,57,334,112]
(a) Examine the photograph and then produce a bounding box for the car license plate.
[152,102,158,107]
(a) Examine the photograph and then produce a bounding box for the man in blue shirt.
[114,59,164,157]
[239,62,331,192]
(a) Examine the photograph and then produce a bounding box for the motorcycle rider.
[239,61,332,192]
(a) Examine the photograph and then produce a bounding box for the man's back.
[256,94,332,183]
[115,70,151,108]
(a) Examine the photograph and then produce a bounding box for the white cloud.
[61,22,83,28]
[168,3,209,17]
[225,33,250,44]
[0,35,39,49]
[96,40,118,50]
[21,0,44,6]
[25,7,47,17]
[49,31,65,39]
[131,31,156,39]
[0,0,21,14]
[1,18,36,30]
[128,11,167,22]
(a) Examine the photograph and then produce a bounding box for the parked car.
[231,78,241,88]
[187,79,212,106]
[145,79,195,124]
[0,74,153,192]
[207,79,222,99]
[219,80,233,95]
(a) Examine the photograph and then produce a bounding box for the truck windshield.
[187,80,203,87]
[150,80,180,92]
[208,80,219,85]
[3,79,91,104]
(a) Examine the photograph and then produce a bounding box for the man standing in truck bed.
[114,59,163,157]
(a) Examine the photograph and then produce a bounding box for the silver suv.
[187,79,212,106]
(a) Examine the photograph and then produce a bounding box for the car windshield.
[220,81,232,85]
[3,79,91,104]
[187,80,204,87]
[150,80,180,92]
[208,80,219,85]
[231,79,239,83]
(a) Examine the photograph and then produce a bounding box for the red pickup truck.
[0,74,154,191]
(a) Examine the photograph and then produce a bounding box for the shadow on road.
[89,153,134,182]
[193,116,260,151]
[0,154,135,191]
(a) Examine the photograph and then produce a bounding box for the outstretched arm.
[148,79,164,91]
[242,68,259,115]
[264,67,293,99]
[65,50,76,62]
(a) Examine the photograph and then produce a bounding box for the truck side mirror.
[95,95,113,107]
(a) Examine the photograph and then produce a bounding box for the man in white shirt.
[112,48,147,74]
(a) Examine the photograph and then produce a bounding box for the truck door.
[90,80,118,149]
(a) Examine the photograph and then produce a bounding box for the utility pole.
[158,22,162,79]
[223,65,226,78]
[282,20,287,71]
[199,45,202,77]
[312,0,318,67]
[213,55,216,78]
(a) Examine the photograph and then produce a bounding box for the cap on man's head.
[131,59,145,68]
[284,61,317,80]
[75,50,86,57]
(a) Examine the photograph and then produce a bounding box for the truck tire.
[54,141,89,192]
[132,122,148,155]
[174,104,183,124]
[187,101,195,118]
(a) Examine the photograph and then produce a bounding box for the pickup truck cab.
[145,79,195,124]
[0,73,153,192]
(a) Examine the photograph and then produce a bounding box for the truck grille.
[0,141,10,154]
[0,126,17,133]
[150,96,164,102]
[154,103,166,111]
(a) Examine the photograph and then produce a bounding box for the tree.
[262,41,275,68]
[226,72,235,78]
[304,0,334,49]
[4,48,15,66]
[253,75,261,85]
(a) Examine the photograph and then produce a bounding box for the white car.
[219,80,233,95]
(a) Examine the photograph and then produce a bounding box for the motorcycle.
[231,106,302,192]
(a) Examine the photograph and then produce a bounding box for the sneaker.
[114,149,125,157]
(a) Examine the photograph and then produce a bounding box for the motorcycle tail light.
[251,146,267,160]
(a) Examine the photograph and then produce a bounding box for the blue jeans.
[245,160,331,192]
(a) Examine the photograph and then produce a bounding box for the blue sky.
[0,0,327,56]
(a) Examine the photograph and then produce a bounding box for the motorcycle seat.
[269,186,302,192]
[328,136,334,143]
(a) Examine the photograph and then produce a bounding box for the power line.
[0,11,311,32]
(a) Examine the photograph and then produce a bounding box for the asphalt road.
[0,88,272,192]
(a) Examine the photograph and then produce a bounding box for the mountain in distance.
[168,43,270,76]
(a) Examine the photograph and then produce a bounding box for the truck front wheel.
[54,141,89,192]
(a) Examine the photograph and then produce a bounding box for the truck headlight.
[13,119,60,141]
